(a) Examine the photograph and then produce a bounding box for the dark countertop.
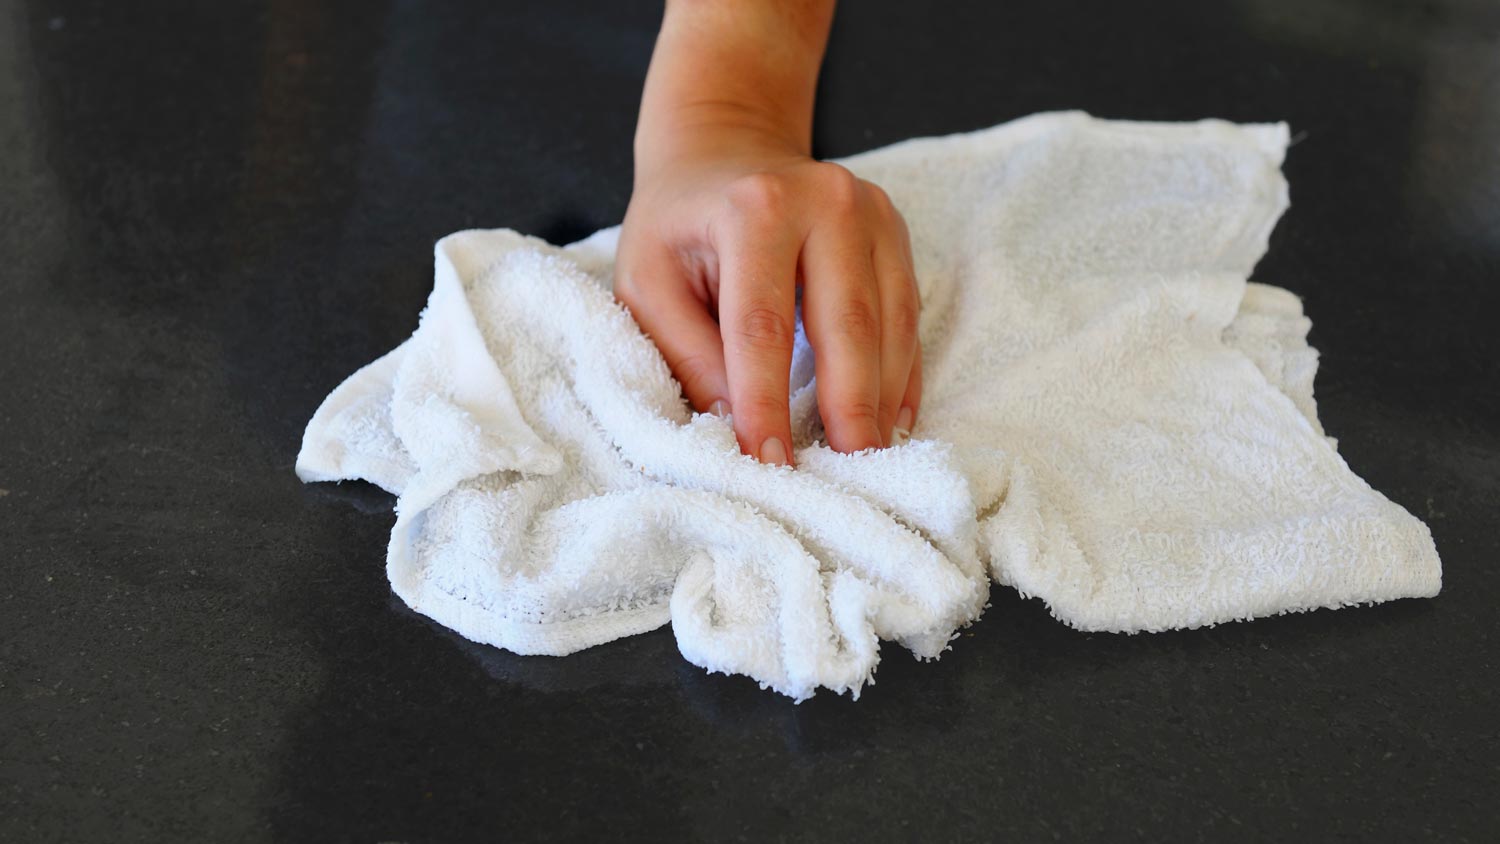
[3,1,1497,840]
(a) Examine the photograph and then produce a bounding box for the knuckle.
[737,393,789,424]
[863,184,906,232]
[835,301,881,347]
[735,304,793,353]
[613,273,643,308]
[732,392,792,428]
[889,296,921,343]
[816,163,861,209]
[671,353,717,393]
[892,205,912,236]
[611,252,667,310]
[864,181,894,213]
[834,395,881,424]
[726,172,787,216]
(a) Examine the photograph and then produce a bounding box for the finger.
[716,201,800,466]
[614,243,730,416]
[801,210,884,454]
[892,339,923,444]
[870,190,920,445]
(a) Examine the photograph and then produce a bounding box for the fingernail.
[893,407,914,442]
[759,436,789,466]
[709,399,730,418]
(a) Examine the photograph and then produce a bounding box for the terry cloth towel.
[296,112,1442,701]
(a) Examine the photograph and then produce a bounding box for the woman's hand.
[614,1,921,466]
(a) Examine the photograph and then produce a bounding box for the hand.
[614,125,922,466]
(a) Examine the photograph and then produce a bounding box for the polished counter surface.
[2,1,1496,840]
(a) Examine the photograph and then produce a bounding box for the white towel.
[296,112,1441,701]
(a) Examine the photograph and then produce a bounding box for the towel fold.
[297,112,1441,700]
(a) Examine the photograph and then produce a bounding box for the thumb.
[614,243,731,416]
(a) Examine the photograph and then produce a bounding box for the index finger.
[715,209,801,466]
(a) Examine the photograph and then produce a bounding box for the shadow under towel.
[296,112,1441,701]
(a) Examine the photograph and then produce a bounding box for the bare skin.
[615,0,921,467]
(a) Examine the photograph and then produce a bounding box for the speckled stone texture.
[2,1,1496,841]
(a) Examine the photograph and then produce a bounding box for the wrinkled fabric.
[296,112,1441,700]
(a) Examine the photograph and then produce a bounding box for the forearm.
[634,0,836,180]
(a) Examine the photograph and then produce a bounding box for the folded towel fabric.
[296,112,1441,700]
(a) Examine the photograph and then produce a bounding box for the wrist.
[633,0,832,184]
[634,101,808,181]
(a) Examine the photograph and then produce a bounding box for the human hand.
[614,125,922,467]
